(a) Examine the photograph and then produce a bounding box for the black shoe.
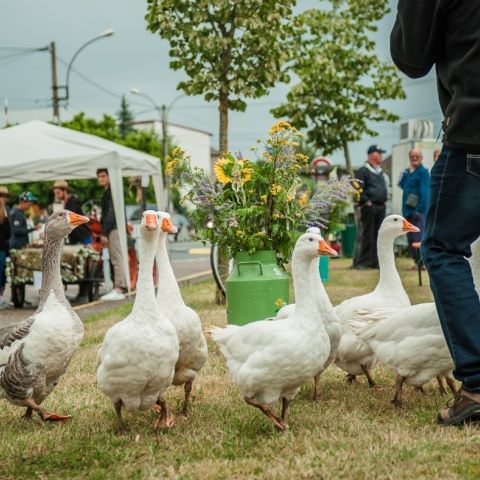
[437,390,480,426]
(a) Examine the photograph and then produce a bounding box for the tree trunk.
[343,140,353,176]
[219,90,229,154]
[215,90,229,305]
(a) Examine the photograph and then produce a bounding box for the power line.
[56,55,151,109]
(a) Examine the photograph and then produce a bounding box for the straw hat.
[52,179,70,191]
[0,186,9,196]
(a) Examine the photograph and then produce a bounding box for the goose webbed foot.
[22,398,72,423]
[114,400,128,432]
[244,397,287,432]
[154,399,175,429]
[181,380,193,417]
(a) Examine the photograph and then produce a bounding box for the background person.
[353,145,388,269]
[96,169,127,301]
[0,186,11,309]
[391,0,480,425]
[52,180,92,245]
[398,148,430,265]
[9,191,40,250]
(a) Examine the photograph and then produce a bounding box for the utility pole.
[161,104,171,211]
[49,41,60,124]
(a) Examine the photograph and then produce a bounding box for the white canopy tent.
[0,120,166,291]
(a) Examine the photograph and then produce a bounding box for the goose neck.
[156,233,184,306]
[313,258,338,322]
[132,230,158,317]
[376,230,402,291]
[292,250,318,319]
[38,234,65,306]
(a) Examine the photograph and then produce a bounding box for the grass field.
[1,258,479,480]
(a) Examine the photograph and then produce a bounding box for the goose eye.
[308,237,313,242]
[394,218,398,221]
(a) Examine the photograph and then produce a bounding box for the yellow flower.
[270,184,282,196]
[287,193,295,202]
[260,194,267,203]
[165,159,176,176]
[269,120,293,135]
[242,166,253,184]
[275,298,286,308]
[213,158,231,184]
[299,191,309,206]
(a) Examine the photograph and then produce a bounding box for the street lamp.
[130,87,185,211]
[59,29,115,103]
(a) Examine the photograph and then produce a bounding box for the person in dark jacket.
[9,191,39,250]
[0,186,11,308]
[352,145,388,269]
[52,180,92,245]
[398,148,430,263]
[97,168,126,301]
[391,0,480,425]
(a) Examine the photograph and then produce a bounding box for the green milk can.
[226,250,290,325]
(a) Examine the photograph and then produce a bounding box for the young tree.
[117,95,135,138]
[271,0,406,174]
[146,0,296,154]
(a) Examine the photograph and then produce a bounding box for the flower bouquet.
[168,121,355,265]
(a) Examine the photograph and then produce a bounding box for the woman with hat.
[0,186,11,308]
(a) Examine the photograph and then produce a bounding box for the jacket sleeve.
[418,168,431,214]
[398,170,407,189]
[390,0,446,78]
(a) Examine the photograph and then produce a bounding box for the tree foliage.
[271,0,406,172]
[146,0,296,152]
[117,95,135,138]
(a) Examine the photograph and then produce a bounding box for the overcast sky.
[1,0,441,165]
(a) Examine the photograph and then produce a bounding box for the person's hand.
[34,223,42,231]
[365,200,373,207]
[100,235,109,246]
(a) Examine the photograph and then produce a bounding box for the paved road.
[0,241,211,337]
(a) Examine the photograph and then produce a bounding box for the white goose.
[0,210,88,421]
[354,240,480,407]
[155,211,208,416]
[334,215,419,387]
[212,232,337,431]
[97,211,179,430]
[276,227,343,401]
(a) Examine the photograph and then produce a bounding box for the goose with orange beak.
[154,211,208,417]
[97,211,179,430]
[275,227,343,402]
[0,210,90,422]
[212,231,337,431]
[333,214,421,389]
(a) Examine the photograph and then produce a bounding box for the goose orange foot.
[41,412,72,423]
[154,400,175,429]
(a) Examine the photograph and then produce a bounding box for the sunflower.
[213,158,231,184]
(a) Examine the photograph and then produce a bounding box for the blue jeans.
[0,250,6,293]
[421,147,480,393]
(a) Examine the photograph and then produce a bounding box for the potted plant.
[168,121,354,323]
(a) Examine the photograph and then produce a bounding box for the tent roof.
[0,120,161,184]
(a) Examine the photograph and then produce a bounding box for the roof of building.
[132,120,213,137]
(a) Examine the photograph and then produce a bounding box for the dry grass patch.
[1,259,479,479]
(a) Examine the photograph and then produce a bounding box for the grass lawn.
[1,258,480,479]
